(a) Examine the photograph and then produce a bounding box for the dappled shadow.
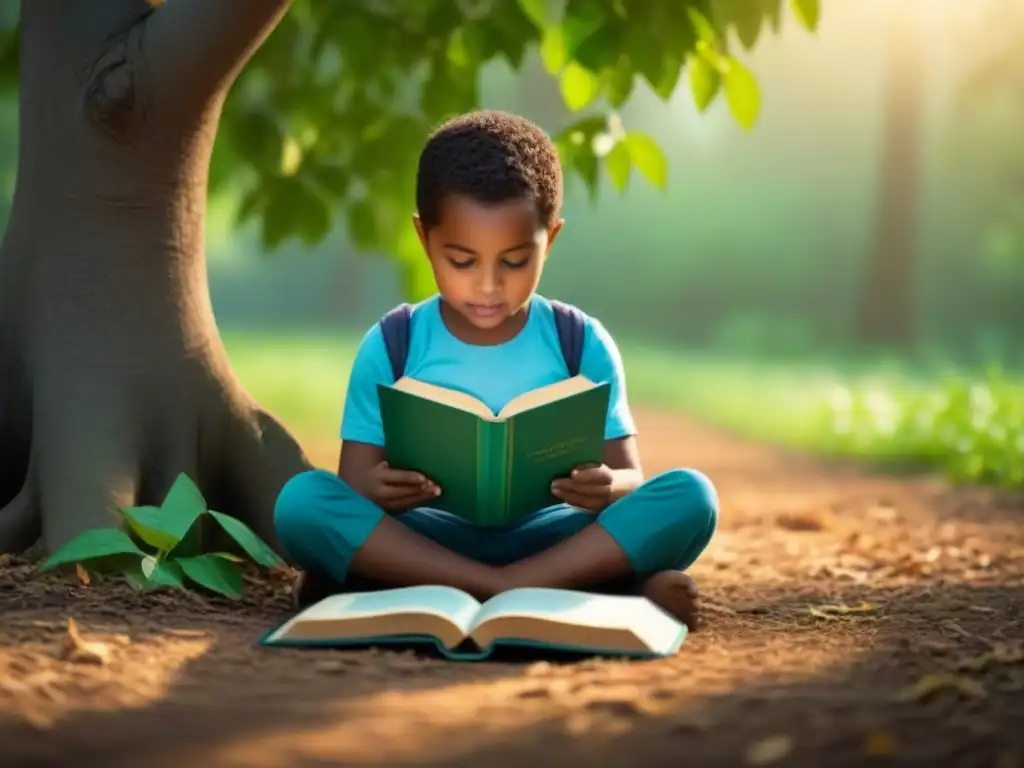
[1,573,1020,767]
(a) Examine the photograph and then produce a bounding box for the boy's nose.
[478,268,501,294]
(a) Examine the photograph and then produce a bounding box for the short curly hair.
[415,110,563,231]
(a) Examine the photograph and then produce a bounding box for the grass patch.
[222,329,1024,490]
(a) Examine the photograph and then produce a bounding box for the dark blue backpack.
[379,299,586,382]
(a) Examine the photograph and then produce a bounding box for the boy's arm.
[603,436,644,503]
[585,316,641,494]
[550,315,642,509]
[337,323,390,485]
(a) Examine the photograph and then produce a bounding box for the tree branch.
[143,0,294,115]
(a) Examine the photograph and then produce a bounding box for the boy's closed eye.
[447,256,533,270]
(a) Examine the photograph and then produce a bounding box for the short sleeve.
[579,317,637,440]
[339,323,394,446]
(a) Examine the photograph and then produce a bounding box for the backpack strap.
[549,299,586,378]
[379,302,413,381]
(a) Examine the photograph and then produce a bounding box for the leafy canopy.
[0,0,820,298]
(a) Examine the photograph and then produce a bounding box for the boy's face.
[413,194,564,334]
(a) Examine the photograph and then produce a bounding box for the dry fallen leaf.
[956,653,995,673]
[897,672,987,703]
[745,735,793,765]
[62,617,111,666]
[808,602,876,620]
[867,504,898,523]
[776,511,825,531]
[941,620,974,639]
[863,729,896,756]
[702,602,738,616]
[992,641,1024,665]
[74,563,91,586]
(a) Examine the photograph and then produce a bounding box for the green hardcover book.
[377,375,610,526]
[259,585,687,661]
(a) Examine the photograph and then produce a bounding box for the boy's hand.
[362,461,441,512]
[551,464,615,513]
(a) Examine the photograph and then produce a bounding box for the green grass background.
[224,330,1024,491]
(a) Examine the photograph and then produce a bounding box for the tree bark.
[853,2,925,349]
[0,0,311,556]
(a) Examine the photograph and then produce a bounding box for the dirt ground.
[1,410,1022,767]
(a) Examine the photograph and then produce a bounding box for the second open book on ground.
[261,585,687,660]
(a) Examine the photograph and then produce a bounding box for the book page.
[497,376,597,420]
[468,588,685,655]
[266,586,483,647]
[391,377,496,420]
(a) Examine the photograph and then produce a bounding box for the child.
[273,110,718,630]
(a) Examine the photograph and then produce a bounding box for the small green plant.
[38,473,284,600]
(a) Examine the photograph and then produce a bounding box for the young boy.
[273,110,718,630]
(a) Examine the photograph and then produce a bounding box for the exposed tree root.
[17,364,312,558]
[216,397,313,556]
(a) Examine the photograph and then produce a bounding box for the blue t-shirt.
[340,294,637,446]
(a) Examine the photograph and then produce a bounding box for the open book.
[378,376,610,526]
[260,585,687,660]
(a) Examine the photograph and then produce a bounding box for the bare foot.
[640,570,700,631]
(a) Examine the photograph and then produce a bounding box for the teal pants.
[273,468,718,587]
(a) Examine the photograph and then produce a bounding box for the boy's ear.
[412,213,429,254]
[545,218,565,253]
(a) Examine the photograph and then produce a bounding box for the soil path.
[1,409,1022,767]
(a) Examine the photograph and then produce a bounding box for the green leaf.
[687,7,718,43]
[602,57,634,108]
[517,0,553,28]
[125,559,186,592]
[120,476,207,555]
[624,132,668,189]
[604,140,631,192]
[176,555,244,600]
[559,62,601,112]
[560,0,607,56]
[759,0,784,33]
[688,52,722,112]
[262,182,294,250]
[790,0,820,31]
[573,21,624,72]
[554,115,607,201]
[305,161,350,197]
[230,109,283,172]
[121,472,208,552]
[539,26,567,74]
[724,57,761,130]
[292,177,333,245]
[734,0,764,49]
[121,506,180,552]
[40,528,146,572]
[207,510,283,568]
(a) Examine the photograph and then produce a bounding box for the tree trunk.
[853,2,925,349]
[0,0,311,556]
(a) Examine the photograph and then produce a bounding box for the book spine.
[503,418,514,522]
[476,421,511,526]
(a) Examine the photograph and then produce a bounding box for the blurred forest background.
[2,0,1023,488]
